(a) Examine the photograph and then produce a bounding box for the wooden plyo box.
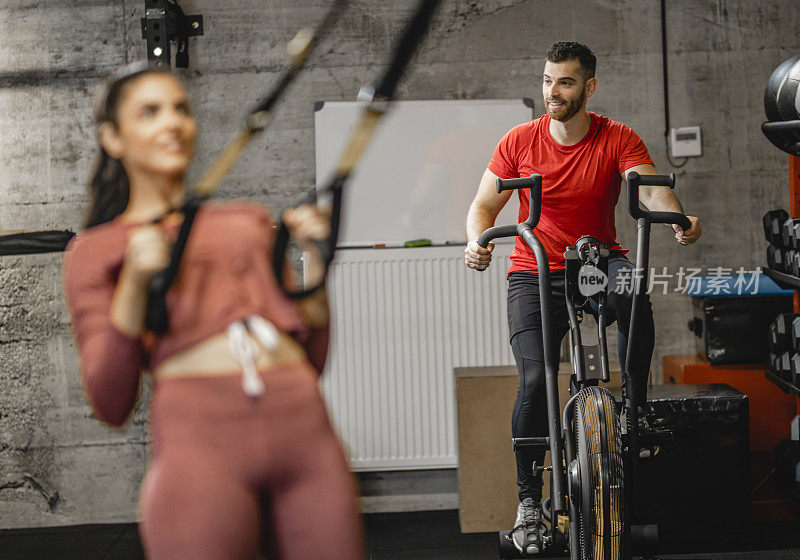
[454,366,518,534]
[454,364,622,533]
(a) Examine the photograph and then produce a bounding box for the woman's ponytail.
[83,61,168,228]
[84,150,131,228]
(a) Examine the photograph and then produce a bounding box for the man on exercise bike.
[464,41,702,556]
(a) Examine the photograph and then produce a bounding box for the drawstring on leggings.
[226,315,280,397]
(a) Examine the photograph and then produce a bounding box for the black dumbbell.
[792,317,800,353]
[764,209,789,245]
[770,314,797,352]
[791,354,800,385]
[790,222,800,250]
[791,251,800,276]
[778,351,794,380]
[787,249,798,276]
[768,244,786,272]
[771,352,783,375]
[769,324,783,354]
[781,218,800,249]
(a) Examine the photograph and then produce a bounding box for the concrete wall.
[0,0,798,529]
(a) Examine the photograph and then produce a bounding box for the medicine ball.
[765,54,800,121]
[763,54,800,155]
[777,56,800,122]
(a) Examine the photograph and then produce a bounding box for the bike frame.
[478,175,569,544]
[479,172,691,558]
[621,171,691,528]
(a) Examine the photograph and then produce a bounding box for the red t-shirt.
[488,111,653,273]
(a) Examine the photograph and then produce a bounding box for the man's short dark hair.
[546,42,596,81]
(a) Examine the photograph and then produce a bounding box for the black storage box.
[689,295,792,365]
[634,384,750,547]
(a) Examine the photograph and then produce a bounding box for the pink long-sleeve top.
[63,201,328,426]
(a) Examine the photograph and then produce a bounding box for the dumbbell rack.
[766,353,800,397]
[763,155,800,506]
[765,155,800,398]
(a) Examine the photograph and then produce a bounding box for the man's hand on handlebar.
[671,216,702,245]
[464,240,494,270]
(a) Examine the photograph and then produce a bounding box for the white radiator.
[320,244,515,471]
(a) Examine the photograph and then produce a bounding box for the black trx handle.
[144,0,348,334]
[272,175,344,295]
[273,0,443,298]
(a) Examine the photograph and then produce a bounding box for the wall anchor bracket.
[140,0,203,68]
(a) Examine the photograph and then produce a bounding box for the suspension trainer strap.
[272,0,443,298]
[145,196,201,333]
[143,0,348,334]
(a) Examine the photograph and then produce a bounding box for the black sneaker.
[512,497,543,554]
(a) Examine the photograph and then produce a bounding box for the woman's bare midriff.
[153,329,307,381]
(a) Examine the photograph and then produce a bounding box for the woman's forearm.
[297,286,330,328]
[109,267,151,337]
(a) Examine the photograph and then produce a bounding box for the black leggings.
[507,255,655,502]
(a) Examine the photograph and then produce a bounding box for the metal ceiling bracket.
[140,0,203,68]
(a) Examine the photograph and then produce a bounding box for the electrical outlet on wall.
[669,126,702,158]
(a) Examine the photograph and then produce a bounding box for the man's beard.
[546,88,586,122]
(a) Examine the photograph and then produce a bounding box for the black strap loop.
[273,177,343,299]
[145,196,202,334]
[168,1,191,68]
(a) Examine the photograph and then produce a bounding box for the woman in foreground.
[63,62,364,560]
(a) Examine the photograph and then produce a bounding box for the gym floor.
[0,510,798,560]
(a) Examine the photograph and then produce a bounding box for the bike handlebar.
[477,174,542,249]
[626,171,692,231]
[477,224,517,248]
[495,176,538,193]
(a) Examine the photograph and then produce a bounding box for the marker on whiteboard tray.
[404,238,432,248]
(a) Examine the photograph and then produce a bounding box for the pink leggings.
[139,363,365,560]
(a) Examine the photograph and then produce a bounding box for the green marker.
[404,238,432,247]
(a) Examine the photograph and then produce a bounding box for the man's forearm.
[642,186,684,214]
[466,204,497,242]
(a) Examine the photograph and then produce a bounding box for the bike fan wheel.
[574,386,625,560]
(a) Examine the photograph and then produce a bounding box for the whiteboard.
[314,99,534,247]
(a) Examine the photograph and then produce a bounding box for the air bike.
[477,172,691,560]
